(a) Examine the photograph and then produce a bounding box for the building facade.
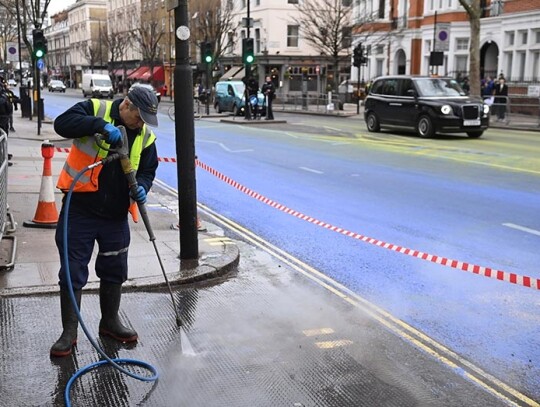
[353,0,540,83]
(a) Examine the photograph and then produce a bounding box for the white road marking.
[299,166,323,174]
[198,139,253,153]
[503,223,540,237]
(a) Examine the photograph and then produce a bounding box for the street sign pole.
[170,0,198,259]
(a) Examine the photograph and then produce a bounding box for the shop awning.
[112,68,135,77]
[128,66,150,80]
[219,66,244,81]
[139,66,164,82]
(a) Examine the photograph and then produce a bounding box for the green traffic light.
[246,55,254,64]
[205,55,212,63]
[35,49,44,58]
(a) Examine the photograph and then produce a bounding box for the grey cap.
[127,85,159,127]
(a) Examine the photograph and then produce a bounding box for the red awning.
[128,66,150,80]
[113,68,136,76]
[139,66,164,82]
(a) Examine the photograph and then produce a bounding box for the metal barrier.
[0,128,17,270]
[484,94,540,126]
[276,94,348,115]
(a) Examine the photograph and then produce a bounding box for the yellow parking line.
[315,340,353,349]
[302,328,334,337]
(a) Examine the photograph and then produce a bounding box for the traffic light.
[32,29,48,59]
[353,43,362,67]
[202,41,213,64]
[242,38,255,65]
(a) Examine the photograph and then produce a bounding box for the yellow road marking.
[315,340,353,349]
[197,202,539,407]
[303,328,334,337]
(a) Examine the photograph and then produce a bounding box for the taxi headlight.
[440,105,452,115]
[483,104,490,114]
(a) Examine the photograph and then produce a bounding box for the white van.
[82,73,114,99]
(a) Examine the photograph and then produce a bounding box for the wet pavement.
[0,113,534,406]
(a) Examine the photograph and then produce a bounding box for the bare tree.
[81,41,101,73]
[191,0,236,64]
[0,6,19,65]
[132,18,164,83]
[292,0,353,92]
[102,25,132,86]
[0,0,53,62]
[459,0,481,97]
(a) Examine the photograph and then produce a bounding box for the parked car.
[214,80,266,116]
[130,82,161,103]
[364,75,490,138]
[48,80,66,93]
[7,79,17,87]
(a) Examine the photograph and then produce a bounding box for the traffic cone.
[23,141,59,229]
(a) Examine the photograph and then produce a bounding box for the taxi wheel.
[366,112,380,132]
[417,115,434,138]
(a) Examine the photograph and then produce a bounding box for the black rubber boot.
[98,282,138,343]
[50,289,81,357]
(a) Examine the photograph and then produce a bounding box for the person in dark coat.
[493,76,509,121]
[242,75,259,119]
[0,82,13,136]
[261,76,276,120]
[50,86,159,357]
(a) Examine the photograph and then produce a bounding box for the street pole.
[172,0,198,259]
[356,66,360,115]
[206,63,210,115]
[244,0,252,120]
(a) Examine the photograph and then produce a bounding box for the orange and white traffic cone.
[23,141,59,229]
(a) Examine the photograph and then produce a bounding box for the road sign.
[37,58,45,71]
[435,23,450,52]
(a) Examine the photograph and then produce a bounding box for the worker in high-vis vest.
[50,85,159,357]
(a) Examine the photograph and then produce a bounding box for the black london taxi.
[364,75,490,138]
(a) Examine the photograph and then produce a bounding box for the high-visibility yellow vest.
[56,99,156,192]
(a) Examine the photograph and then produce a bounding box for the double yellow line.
[196,200,539,407]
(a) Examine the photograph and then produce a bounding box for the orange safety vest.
[56,99,156,220]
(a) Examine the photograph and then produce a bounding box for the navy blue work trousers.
[55,210,130,290]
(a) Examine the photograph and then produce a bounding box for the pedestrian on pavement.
[0,81,13,136]
[50,85,160,357]
[261,76,276,120]
[493,76,509,121]
[5,85,20,132]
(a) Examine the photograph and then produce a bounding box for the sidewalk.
[0,113,239,297]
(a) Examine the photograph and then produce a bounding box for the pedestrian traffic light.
[353,43,362,67]
[32,29,48,59]
[202,41,213,64]
[242,38,255,65]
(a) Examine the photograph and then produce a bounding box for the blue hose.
[62,164,159,407]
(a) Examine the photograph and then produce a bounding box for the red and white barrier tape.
[54,148,540,290]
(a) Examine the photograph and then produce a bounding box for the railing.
[0,128,7,239]
[275,94,349,115]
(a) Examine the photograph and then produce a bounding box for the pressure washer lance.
[96,128,182,327]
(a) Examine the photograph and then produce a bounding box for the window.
[288,0,298,3]
[255,28,261,53]
[536,31,540,44]
[378,0,385,18]
[521,31,528,45]
[456,38,468,51]
[506,32,514,46]
[287,25,299,47]
[455,55,468,73]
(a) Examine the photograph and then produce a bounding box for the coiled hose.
[62,162,158,407]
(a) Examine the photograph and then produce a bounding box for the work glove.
[130,185,147,204]
[103,123,121,145]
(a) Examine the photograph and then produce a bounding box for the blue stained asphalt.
[44,97,540,399]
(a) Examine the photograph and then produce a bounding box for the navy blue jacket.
[54,98,158,219]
